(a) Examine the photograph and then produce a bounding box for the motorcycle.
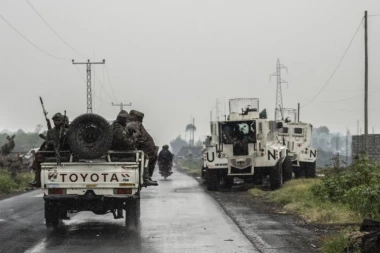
[158,162,173,179]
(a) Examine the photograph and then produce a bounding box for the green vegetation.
[321,228,361,253]
[250,179,361,224]
[248,157,380,252]
[312,156,380,220]
[0,169,33,195]
[176,158,202,176]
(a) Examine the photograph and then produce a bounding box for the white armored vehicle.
[202,98,292,191]
[36,113,144,229]
[275,109,318,178]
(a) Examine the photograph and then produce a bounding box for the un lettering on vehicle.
[58,173,130,183]
[215,163,228,166]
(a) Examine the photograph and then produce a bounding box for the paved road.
[0,168,258,253]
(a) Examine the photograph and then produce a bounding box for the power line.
[301,17,364,108]
[25,0,88,59]
[0,13,68,61]
[104,67,118,102]
[368,14,380,17]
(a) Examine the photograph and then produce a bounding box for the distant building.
[352,134,380,161]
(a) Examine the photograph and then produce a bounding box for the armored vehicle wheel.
[66,113,113,159]
[282,157,293,182]
[221,176,234,189]
[45,202,60,229]
[304,162,316,178]
[293,166,305,178]
[270,161,283,190]
[125,198,140,229]
[205,169,220,191]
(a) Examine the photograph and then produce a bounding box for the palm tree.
[185,121,196,147]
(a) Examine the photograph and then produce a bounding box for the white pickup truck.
[36,113,147,229]
[39,150,144,229]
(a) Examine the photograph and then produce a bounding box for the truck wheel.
[45,202,60,229]
[270,161,283,190]
[205,169,220,191]
[304,162,316,178]
[125,198,140,229]
[282,157,293,182]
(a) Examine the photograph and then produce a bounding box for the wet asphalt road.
[0,168,258,253]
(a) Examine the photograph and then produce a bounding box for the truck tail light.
[48,188,66,195]
[114,188,132,194]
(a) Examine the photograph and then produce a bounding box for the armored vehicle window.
[294,128,303,134]
[279,127,288,134]
[220,121,256,144]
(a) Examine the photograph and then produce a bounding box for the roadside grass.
[0,169,33,194]
[176,158,202,177]
[267,179,362,224]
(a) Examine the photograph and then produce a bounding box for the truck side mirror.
[277,122,283,129]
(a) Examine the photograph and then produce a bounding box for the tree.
[170,135,188,155]
[316,126,330,135]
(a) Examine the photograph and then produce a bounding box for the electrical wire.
[104,66,118,102]
[0,13,69,61]
[320,87,380,102]
[301,17,364,108]
[25,0,88,59]
[95,72,114,102]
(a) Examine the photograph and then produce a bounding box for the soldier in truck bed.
[111,110,157,186]
[30,112,69,187]
[126,110,158,184]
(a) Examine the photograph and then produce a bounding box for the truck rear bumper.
[44,193,138,212]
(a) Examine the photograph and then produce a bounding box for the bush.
[312,157,380,219]
[0,170,18,194]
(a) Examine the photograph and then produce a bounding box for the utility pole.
[364,10,369,154]
[72,59,105,113]
[270,58,288,120]
[346,128,349,166]
[357,120,360,154]
[112,102,132,111]
[297,103,300,122]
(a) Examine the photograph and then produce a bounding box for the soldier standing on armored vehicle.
[127,110,158,185]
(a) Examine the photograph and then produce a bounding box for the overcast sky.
[1,0,380,147]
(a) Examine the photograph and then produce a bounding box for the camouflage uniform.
[30,113,68,187]
[110,110,136,151]
[127,110,158,183]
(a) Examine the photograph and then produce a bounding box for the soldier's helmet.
[116,110,129,122]
[52,113,63,120]
[163,145,169,150]
[129,110,144,122]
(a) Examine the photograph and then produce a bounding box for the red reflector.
[114,188,132,194]
[48,188,64,194]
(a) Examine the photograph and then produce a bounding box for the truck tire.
[45,201,60,229]
[293,166,305,179]
[125,198,140,229]
[66,113,113,159]
[304,162,316,178]
[282,157,293,182]
[270,161,283,190]
[205,169,220,191]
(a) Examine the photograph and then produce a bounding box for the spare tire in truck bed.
[66,113,113,159]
